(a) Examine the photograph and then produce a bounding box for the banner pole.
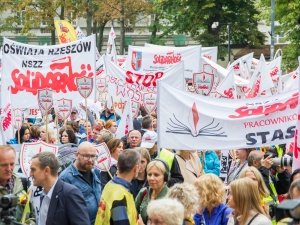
[111,96,117,120]
[102,162,113,179]
[17,124,20,144]
[56,113,59,144]
[85,93,88,140]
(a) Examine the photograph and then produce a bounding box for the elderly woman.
[145,198,184,225]
[167,183,199,225]
[135,160,169,225]
[175,150,202,184]
[227,178,272,225]
[39,125,57,144]
[194,174,233,225]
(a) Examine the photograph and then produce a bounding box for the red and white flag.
[0,87,14,144]
[216,69,237,99]
[115,100,133,138]
[281,68,299,93]
[106,26,117,64]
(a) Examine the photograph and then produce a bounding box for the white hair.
[147,198,184,225]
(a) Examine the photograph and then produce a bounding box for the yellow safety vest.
[156,149,175,170]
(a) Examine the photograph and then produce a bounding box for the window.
[17,10,25,26]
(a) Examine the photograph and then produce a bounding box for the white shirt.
[38,179,58,225]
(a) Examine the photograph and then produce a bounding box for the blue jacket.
[194,204,233,225]
[200,151,220,176]
[59,163,101,225]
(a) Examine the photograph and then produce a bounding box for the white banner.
[1,36,96,109]
[158,81,298,150]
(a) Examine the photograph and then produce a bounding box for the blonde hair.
[239,166,269,198]
[230,178,267,225]
[40,125,57,144]
[194,174,226,209]
[167,183,199,218]
[147,160,166,175]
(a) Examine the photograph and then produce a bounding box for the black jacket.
[100,164,118,190]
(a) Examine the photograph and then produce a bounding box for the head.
[75,142,97,172]
[290,168,300,186]
[147,198,184,225]
[107,138,124,160]
[127,130,142,148]
[147,160,168,191]
[141,131,157,150]
[16,126,30,143]
[194,174,226,210]
[70,107,79,121]
[135,147,151,174]
[91,124,103,142]
[117,149,141,179]
[141,116,153,130]
[289,179,300,199]
[29,125,40,139]
[30,152,60,187]
[167,183,199,218]
[239,166,269,198]
[150,113,157,130]
[66,121,80,133]
[235,148,254,161]
[228,178,266,225]
[99,129,113,144]
[96,119,105,127]
[0,146,16,184]
[61,129,77,144]
[247,150,264,168]
[104,120,118,134]
[40,125,56,143]
[84,121,92,134]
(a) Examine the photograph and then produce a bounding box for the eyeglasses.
[93,131,100,135]
[112,125,118,127]
[78,153,98,161]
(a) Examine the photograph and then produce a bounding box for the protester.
[29,125,40,142]
[39,125,57,144]
[84,121,93,140]
[140,115,153,137]
[135,160,170,224]
[194,174,233,225]
[289,179,300,199]
[100,104,121,122]
[146,198,184,225]
[283,168,300,200]
[150,113,157,132]
[99,129,114,144]
[100,138,124,189]
[175,150,202,184]
[131,147,151,198]
[167,183,199,225]
[104,120,118,137]
[69,107,80,122]
[7,126,31,144]
[95,149,140,225]
[88,124,103,145]
[126,129,142,149]
[227,177,272,225]
[30,152,89,225]
[59,142,101,225]
[60,129,77,144]
[199,150,220,176]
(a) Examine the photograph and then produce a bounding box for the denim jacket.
[59,163,101,225]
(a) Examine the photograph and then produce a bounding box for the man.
[100,104,120,122]
[30,152,90,225]
[59,142,101,225]
[126,129,142,149]
[69,107,80,122]
[95,149,140,225]
[140,115,153,137]
[141,131,184,187]
[0,145,34,224]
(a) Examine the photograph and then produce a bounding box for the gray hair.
[290,179,300,199]
[147,198,184,225]
[32,152,60,176]
[247,152,262,166]
[118,149,140,174]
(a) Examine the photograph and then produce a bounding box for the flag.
[281,68,299,93]
[106,26,117,63]
[0,87,13,144]
[115,100,133,138]
[54,20,78,44]
[216,69,237,99]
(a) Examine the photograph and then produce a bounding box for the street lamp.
[212,22,231,64]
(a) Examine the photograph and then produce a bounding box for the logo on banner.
[96,77,107,93]
[38,89,53,110]
[166,102,227,137]
[56,98,72,120]
[131,100,140,119]
[193,72,214,95]
[76,77,93,98]
[131,51,142,71]
[95,143,112,172]
[13,108,23,128]
[20,141,58,176]
[143,93,157,114]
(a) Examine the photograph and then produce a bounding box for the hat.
[141,131,157,148]
[72,107,78,113]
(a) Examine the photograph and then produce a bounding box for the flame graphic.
[192,103,199,135]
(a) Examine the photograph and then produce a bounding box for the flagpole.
[157,80,161,159]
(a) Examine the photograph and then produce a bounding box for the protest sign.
[13,108,23,129]
[38,88,53,111]
[95,143,112,172]
[54,20,78,44]
[56,98,72,120]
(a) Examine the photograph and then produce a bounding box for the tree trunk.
[86,0,93,35]
[119,0,125,54]
[98,23,105,52]
[150,14,159,43]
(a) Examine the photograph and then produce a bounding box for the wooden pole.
[45,106,48,143]
[103,162,113,179]
[56,113,59,144]
[85,94,88,140]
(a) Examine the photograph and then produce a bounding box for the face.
[22,129,30,141]
[139,156,148,174]
[70,112,78,120]
[127,131,142,148]
[84,122,92,133]
[245,171,258,185]
[0,149,15,184]
[61,131,69,144]
[235,149,248,160]
[149,215,167,225]
[292,187,300,199]
[76,146,97,171]
[92,129,101,141]
[151,117,157,129]
[30,158,46,187]
[227,189,236,209]
[108,122,118,134]
[147,166,164,190]
[40,128,47,141]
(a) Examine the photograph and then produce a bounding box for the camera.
[0,194,23,225]
[273,157,293,167]
[0,194,18,210]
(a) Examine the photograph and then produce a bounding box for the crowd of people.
[0,104,298,225]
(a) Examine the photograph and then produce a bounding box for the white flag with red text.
[0,87,14,144]
[106,26,117,64]
[216,69,237,99]
[115,100,133,138]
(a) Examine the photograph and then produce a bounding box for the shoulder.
[252,214,272,225]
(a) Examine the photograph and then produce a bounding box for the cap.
[72,107,78,113]
[141,131,157,148]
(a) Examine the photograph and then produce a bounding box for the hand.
[276,166,285,173]
[261,154,273,169]
[138,214,145,225]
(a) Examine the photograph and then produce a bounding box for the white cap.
[141,131,157,148]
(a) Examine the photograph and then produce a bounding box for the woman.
[100,138,124,189]
[176,150,202,184]
[167,183,199,225]
[39,125,57,144]
[199,150,220,176]
[193,174,233,225]
[227,178,272,225]
[131,147,151,198]
[84,121,93,141]
[99,129,113,144]
[227,148,254,184]
[135,160,169,225]
[104,120,118,136]
[8,126,31,144]
[239,166,270,217]
[29,125,40,142]
[146,198,184,225]
[60,129,77,144]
